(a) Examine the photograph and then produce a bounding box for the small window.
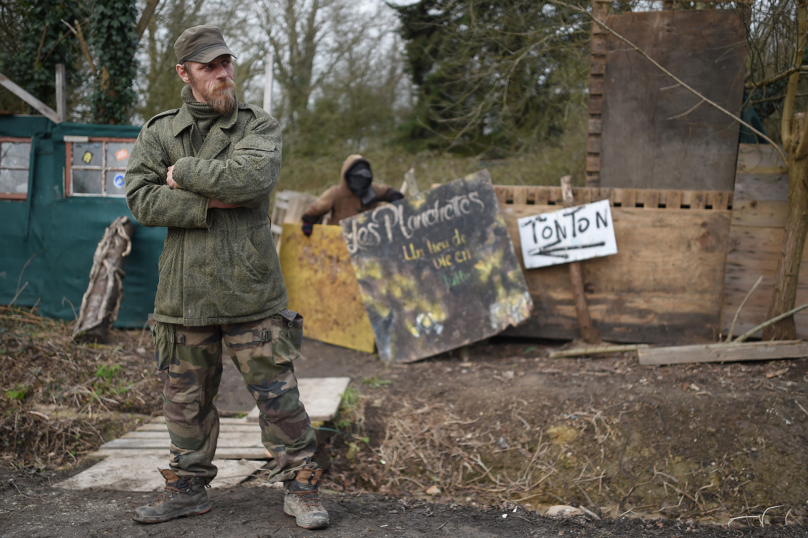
[0,138,31,200]
[66,138,136,197]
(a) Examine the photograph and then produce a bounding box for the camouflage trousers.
[150,310,317,484]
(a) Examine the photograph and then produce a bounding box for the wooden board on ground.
[638,340,808,366]
[721,144,808,339]
[279,223,374,353]
[599,10,747,191]
[247,376,350,423]
[498,186,732,344]
[342,171,532,362]
[56,456,263,491]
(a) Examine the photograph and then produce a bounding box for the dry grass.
[322,395,803,524]
[277,108,587,196]
[0,306,161,470]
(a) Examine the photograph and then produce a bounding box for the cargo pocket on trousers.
[150,315,173,372]
[270,309,303,365]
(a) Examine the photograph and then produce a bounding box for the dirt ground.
[2,310,808,535]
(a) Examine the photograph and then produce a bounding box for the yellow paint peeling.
[279,224,375,353]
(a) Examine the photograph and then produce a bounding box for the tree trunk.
[73,216,135,343]
[764,113,808,340]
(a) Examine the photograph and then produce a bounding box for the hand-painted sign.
[517,199,617,269]
[342,170,533,363]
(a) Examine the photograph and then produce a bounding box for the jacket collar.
[172,103,239,138]
[172,103,239,159]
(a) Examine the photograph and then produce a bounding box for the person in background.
[300,154,404,235]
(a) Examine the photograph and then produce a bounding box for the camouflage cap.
[174,25,236,64]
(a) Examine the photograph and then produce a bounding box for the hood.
[340,154,370,186]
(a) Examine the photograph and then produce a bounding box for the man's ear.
[176,63,192,85]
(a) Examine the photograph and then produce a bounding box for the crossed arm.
[125,115,282,228]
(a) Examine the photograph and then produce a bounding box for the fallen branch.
[733,302,808,343]
[726,275,764,343]
[549,344,646,359]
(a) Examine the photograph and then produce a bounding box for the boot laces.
[150,485,182,506]
[291,489,322,511]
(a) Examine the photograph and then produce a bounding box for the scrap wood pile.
[0,306,161,469]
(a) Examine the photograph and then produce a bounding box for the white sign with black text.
[518,199,618,269]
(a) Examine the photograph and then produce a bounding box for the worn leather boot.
[133,469,211,523]
[283,468,329,529]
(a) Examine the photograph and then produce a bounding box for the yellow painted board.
[279,223,375,353]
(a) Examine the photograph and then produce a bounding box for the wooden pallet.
[720,144,808,339]
[493,186,733,211]
[498,186,733,343]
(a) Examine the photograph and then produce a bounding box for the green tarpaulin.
[0,116,164,328]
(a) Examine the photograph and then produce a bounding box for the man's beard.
[189,74,237,115]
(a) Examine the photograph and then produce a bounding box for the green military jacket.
[125,101,287,326]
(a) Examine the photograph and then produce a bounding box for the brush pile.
[0,306,161,470]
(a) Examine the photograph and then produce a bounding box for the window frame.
[65,137,136,198]
[0,137,32,201]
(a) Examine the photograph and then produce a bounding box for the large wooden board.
[342,171,533,362]
[498,186,732,343]
[279,223,374,353]
[721,146,808,338]
[599,10,747,191]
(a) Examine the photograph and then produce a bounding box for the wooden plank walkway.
[57,377,351,491]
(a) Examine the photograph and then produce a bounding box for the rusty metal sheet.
[341,170,533,363]
[279,223,374,353]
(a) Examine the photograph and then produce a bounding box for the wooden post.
[561,176,600,344]
[55,64,66,123]
[586,0,609,188]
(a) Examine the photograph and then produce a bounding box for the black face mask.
[346,162,378,206]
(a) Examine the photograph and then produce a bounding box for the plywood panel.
[279,224,375,353]
[600,11,747,191]
[502,204,731,343]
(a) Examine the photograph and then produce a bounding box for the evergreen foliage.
[393,0,589,155]
[0,0,87,114]
[89,0,139,124]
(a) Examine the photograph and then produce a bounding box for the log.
[72,216,135,343]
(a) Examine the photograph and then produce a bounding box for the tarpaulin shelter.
[0,115,163,327]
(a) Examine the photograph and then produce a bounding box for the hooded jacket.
[125,99,287,326]
[301,154,403,225]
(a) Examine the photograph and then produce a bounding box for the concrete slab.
[247,377,350,423]
[55,457,264,491]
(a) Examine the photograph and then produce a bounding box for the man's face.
[177,55,237,114]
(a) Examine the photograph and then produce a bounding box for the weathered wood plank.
[734,173,789,201]
[721,224,808,338]
[638,341,808,366]
[136,424,256,432]
[89,448,270,460]
[501,204,731,343]
[513,186,528,205]
[101,436,263,449]
[731,200,789,228]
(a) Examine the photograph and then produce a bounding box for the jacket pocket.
[236,138,276,170]
[241,225,273,277]
[271,309,304,365]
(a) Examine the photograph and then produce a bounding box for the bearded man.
[125,25,328,529]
